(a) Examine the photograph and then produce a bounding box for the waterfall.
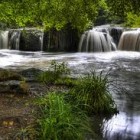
[9,30,21,50]
[78,28,116,52]
[0,31,9,49]
[39,30,44,51]
[118,30,140,51]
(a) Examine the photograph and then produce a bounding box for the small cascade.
[0,31,9,49]
[39,30,44,51]
[109,27,124,46]
[78,29,116,52]
[118,30,140,51]
[9,30,21,50]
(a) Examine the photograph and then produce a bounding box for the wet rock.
[20,29,43,51]
[0,80,29,94]
[20,68,43,82]
[0,69,23,81]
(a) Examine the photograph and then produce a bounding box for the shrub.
[35,92,93,140]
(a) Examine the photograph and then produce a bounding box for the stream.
[0,49,140,140]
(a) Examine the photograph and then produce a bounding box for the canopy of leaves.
[0,0,102,31]
[106,0,140,23]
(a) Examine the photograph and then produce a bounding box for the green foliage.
[0,0,102,31]
[106,0,140,23]
[70,71,117,115]
[55,77,76,87]
[35,92,93,140]
[37,71,59,85]
[50,60,70,75]
[37,60,70,85]
[125,12,140,27]
[37,61,117,115]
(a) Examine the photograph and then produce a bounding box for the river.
[0,49,140,140]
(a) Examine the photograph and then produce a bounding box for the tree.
[106,0,140,23]
[0,0,102,31]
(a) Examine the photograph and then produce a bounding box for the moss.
[0,69,23,81]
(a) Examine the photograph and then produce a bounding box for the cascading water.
[118,30,140,51]
[39,30,44,51]
[0,31,9,49]
[9,30,21,50]
[78,28,116,52]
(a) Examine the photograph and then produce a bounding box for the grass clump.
[70,71,117,115]
[35,92,93,140]
[37,60,70,85]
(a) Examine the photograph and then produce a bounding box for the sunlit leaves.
[0,0,101,31]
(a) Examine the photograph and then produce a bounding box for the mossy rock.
[0,80,30,94]
[0,69,23,81]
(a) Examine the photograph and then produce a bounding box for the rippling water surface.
[0,49,140,140]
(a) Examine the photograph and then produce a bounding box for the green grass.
[70,71,118,115]
[37,61,117,115]
[35,92,93,140]
[34,61,118,139]
[37,60,71,85]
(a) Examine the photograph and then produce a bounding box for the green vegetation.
[0,0,139,30]
[125,12,140,27]
[35,92,93,140]
[2,60,116,139]
[106,0,140,25]
[38,61,117,115]
[0,0,102,31]
[70,71,117,114]
[37,60,70,85]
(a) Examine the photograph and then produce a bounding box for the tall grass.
[70,71,117,115]
[35,92,93,140]
[37,61,117,115]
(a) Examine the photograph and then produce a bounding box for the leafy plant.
[35,92,93,140]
